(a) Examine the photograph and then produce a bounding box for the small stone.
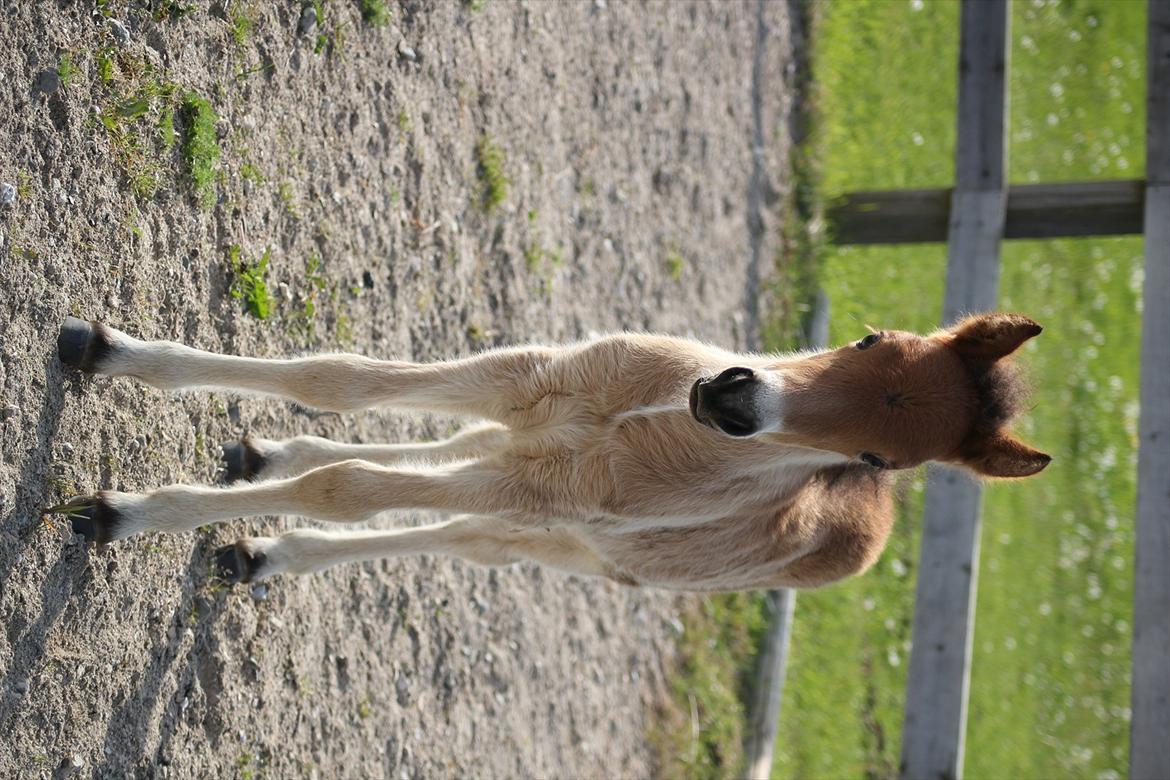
[59,442,75,459]
[62,755,84,775]
[13,679,29,694]
[269,616,284,628]
[250,583,268,601]
[34,68,60,95]
[396,39,417,62]
[108,18,130,46]
[394,674,410,705]
[298,5,318,36]
[1,183,16,206]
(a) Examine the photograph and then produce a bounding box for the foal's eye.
[859,452,890,469]
[856,333,882,350]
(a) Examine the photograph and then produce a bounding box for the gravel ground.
[0,1,796,777]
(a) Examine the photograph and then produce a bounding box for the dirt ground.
[0,1,797,777]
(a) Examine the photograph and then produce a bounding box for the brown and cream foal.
[50,312,1049,591]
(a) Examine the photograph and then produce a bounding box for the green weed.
[278,180,298,218]
[96,46,115,83]
[228,244,274,319]
[152,1,193,22]
[158,108,176,151]
[230,6,255,47]
[665,250,685,282]
[56,52,77,88]
[240,161,265,184]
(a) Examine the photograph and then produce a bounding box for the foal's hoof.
[213,543,267,584]
[57,317,115,373]
[46,494,124,544]
[220,439,267,483]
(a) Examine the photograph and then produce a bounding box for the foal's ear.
[948,313,1042,364]
[955,431,1052,479]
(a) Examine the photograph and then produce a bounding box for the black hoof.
[57,317,114,373]
[213,543,267,584]
[220,439,267,483]
[47,494,123,544]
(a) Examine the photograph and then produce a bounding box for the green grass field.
[771,2,1146,779]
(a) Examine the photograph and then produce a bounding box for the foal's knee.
[293,459,382,523]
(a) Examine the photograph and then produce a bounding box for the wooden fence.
[747,1,1169,778]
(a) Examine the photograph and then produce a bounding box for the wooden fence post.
[1129,1,1170,777]
[899,1,1008,778]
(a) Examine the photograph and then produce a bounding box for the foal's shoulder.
[771,465,896,587]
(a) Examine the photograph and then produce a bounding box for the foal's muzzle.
[690,366,762,437]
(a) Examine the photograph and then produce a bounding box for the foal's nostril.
[712,366,756,385]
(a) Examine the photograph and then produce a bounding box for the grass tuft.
[359,0,391,26]
[181,91,220,209]
[474,135,508,212]
[649,594,768,780]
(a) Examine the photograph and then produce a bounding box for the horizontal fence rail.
[827,179,1145,245]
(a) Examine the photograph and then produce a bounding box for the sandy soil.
[0,1,796,777]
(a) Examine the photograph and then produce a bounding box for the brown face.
[695,313,1052,479]
[768,330,979,469]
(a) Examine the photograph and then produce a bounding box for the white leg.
[58,456,580,544]
[223,517,616,583]
[238,422,510,481]
[58,317,556,416]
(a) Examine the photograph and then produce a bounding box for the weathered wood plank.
[900,1,1008,778]
[1130,2,1170,777]
[744,588,797,780]
[952,0,1008,191]
[1147,0,1170,186]
[827,179,1145,245]
[1131,182,1170,780]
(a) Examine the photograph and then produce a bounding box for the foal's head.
[690,312,1050,478]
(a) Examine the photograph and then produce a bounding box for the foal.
[50,313,1049,591]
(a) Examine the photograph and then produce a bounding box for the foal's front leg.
[216,518,614,583]
[51,456,577,544]
[57,317,556,419]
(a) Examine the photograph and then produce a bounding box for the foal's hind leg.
[57,317,557,419]
[221,422,510,482]
[52,456,582,544]
[215,517,616,583]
